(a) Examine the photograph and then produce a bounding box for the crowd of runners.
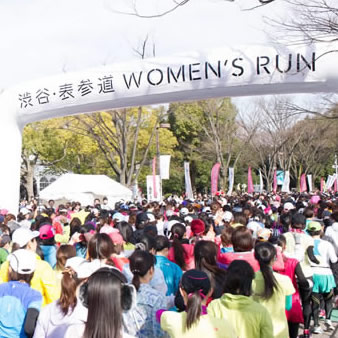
[0,191,337,337]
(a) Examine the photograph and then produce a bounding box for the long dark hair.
[223,260,254,297]
[129,250,155,291]
[83,268,132,338]
[87,233,115,266]
[170,223,187,270]
[254,242,279,299]
[194,240,226,296]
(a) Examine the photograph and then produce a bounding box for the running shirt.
[0,281,42,337]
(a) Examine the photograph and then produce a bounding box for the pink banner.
[247,166,254,193]
[320,177,324,193]
[211,163,221,196]
[300,173,307,192]
[273,169,277,194]
[335,176,338,193]
[152,157,157,198]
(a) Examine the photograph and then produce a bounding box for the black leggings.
[311,290,334,326]
[288,321,299,338]
[300,282,312,330]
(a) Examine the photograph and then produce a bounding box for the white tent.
[39,173,132,207]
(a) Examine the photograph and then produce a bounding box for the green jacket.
[208,293,273,338]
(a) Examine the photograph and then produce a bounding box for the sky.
[0,0,324,110]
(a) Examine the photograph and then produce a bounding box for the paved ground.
[299,319,338,337]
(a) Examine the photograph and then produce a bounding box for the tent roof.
[39,173,132,203]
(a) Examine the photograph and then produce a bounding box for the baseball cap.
[39,224,55,240]
[190,219,205,236]
[223,211,233,223]
[112,212,126,222]
[257,228,271,242]
[12,228,40,248]
[180,208,189,216]
[284,202,295,211]
[20,208,31,216]
[307,221,322,232]
[65,256,98,279]
[8,249,36,274]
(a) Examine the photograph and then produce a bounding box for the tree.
[272,0,338,45]
[21,118,98,198]
[168,98,251,191]
[113,0,276,18]
[63,107,177,187]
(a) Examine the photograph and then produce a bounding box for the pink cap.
[108,231,124,245]
[39,224,55,240]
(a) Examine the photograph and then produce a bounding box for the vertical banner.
[282,170,290,193]
[320,177,324,193]
[146,175,161,201]
[259,169,264,192]
[152,157,157,198]
[247,166,254,194]
[273,169,277,193]
[335,176,338,193]
[326,174,336,190]
[307,174,313,192]
[228,167,234,195]
[184,162,193,200]
[159,155,171,179]
[300,173,307,192]
[211,163,221,196]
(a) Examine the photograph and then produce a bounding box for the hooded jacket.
[33,300,87,338]
[208,293,273,338]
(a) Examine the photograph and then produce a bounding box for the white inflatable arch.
[1,43,338,212]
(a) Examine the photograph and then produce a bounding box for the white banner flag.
[146,175,161,201]
[282,170,290,193]
[159,155,171,180]
[259,169,264,192]
[307,174,313,192]
[327,174,337,190]
[228,167,234,195]
[184,162,193,199]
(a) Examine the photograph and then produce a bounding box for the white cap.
[65,257,98,279]
[8,249,36,274]
[180,208,189,216]
[284,202,295,211]
[20,208,31,216]
[223,211,233,223]
[12,228,40,248]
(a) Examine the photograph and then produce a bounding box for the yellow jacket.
[0,254,60,307]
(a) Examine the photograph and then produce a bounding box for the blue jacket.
[155,255,182,296]
[40,245,57,269]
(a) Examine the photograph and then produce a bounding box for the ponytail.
[254,242,279,299]
[58,268,78,315]
[131,271,141,291]
[172,237,186,270]
[129,250,155,291]
[171,223,187,270]
[186,290,203,330]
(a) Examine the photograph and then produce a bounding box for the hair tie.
[132,269,140,274]
[188,289,206,299]
[174,233,179,238]
[62,267,75,278]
